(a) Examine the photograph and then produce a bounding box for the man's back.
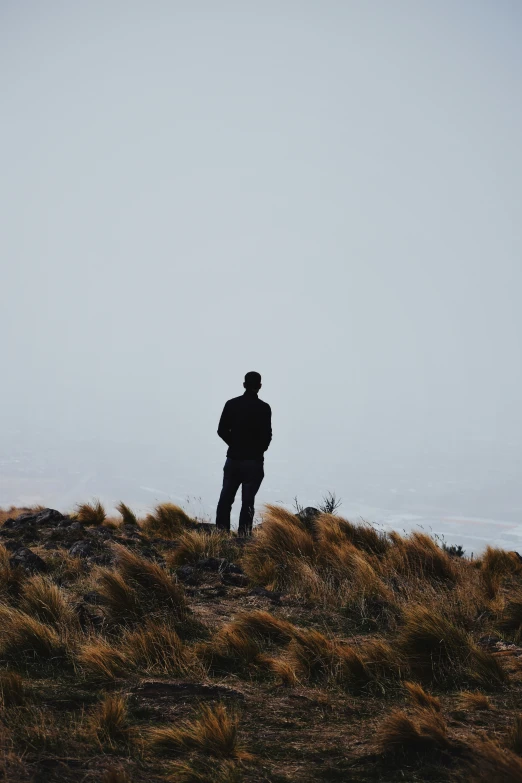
[218,390,272,460]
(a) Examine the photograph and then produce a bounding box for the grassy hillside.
[0,501,522,782]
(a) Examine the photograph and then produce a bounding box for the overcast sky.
[1,2,522,522]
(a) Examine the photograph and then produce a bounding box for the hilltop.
[0,501,521,782]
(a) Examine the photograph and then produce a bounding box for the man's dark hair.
[244,371,262,389]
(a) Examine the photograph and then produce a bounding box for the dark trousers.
[216,458,264,536]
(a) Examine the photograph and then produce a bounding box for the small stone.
[9,547,47,573]
[68,540,95,559]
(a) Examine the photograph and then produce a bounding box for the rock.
[223,562,244,575]
[68,540,95,559]
[3,540,22,552]
[177,565,200,585]
[221,572,249,587]
[249,585,283,603]
[9,547,47,573]
[3,508,66,529]
[296,507,321,529]
[90,527,113,541]
[69,521,84,533]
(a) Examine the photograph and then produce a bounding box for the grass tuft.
[0,604,66,667]
[404,681,441,712]
[377,707,450,755]
[148,703,248,759]
[91,693,130,747]
[76,499,106,526]
[77,638,132,681]
[141,503,192,539]
[117,502,138,526]
[20,574,76,628]
[0,671,26,707]
[457,691,492,711]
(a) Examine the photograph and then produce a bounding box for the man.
[215,371,272,536]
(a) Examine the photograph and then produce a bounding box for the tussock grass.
[203,624,262,671]
[241,506,315,590]
[96,568,143,624]
[482,546,522,577]
[386,532,457,583]
[148,703,248,759]
[76,499,106,526]
[91,693,130,747]
[398,604,505,686]
[257,654,300,686]
[113,544,187,613]
[77,639,132,681]
[167,530,238,568]
[20,575,77,629]
[167,758,242,783]
[377,707,450,755]
[117,501,138,526]
[122,620,192,675]
[498,589,522,635]
[0,605,66,667]
[0,544,25,597]
[462,738,522,782]
[0,672,26,707]
[141,503,192,539]
[316,514,389,556]
[44,551,85,583]
[508,715,522,756]
[457,691,492,711]
[230,610,296,646]
[102,768,132,783]
[404,681,441,711]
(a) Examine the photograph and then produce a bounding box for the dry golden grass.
[256,654,300,686]
[398,604,505,686]
[167,758,242,783]
[117,501,139,526]
[148,703,248,760]
[20,575,77,628]
[462,738,522,782]
[508,715,522,756]
[101,768,132,783]
[482,546,522,577]
[203,624,262,671]
[44,550,85,583]
[167,529,238,568]
[90,693,130,748]
[230,610,296,646]
[0,544,25,597]
[96,568,144,624]
[498,589,522,635]
[386,532,457,583]
[377,707,450,755]
[404,681,441,711]
[122,620,192,676]
[0,672,26,707]
[0,605,66,667]
[316,513,390,556]
[141,503,192,539]
[456,691,492,711]
[76,499,106,526]
[113,543,187,613]
[76,638,132,681]
[241,506,315,590]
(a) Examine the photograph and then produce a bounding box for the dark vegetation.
[0,499,521,781]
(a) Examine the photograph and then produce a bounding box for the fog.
[2,2,522,552]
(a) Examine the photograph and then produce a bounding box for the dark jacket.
[217,391,272,460]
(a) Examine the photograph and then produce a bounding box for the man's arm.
[217,401,232,445]
[262,404,272,452]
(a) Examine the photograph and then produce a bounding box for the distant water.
[1,434,522,556]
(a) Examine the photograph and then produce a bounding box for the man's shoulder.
[257,397,271,412]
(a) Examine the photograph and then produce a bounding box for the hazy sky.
[2,2,522,522]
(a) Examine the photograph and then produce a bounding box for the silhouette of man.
[215,371,272,536]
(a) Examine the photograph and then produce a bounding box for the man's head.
[244,371,262,391]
